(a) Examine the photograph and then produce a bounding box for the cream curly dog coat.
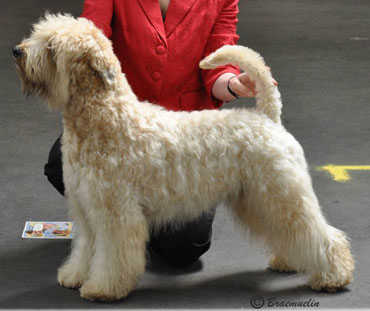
[14,14,354,301]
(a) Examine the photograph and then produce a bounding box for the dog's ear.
[88,49,117,88]
[76,22,118,89]
[99,70,116,88]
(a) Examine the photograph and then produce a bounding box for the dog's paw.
[309,272,353,292]
[57,264,86,289]
[309,227,355,292]
[79,280,130,302]
[268,255,296,273]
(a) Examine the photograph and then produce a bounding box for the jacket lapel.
[137,0,198,41]
[137,0,167,44]
[164,0,198,37]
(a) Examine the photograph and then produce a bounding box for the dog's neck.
[62,75,140,142]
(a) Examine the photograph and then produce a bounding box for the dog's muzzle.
[13,46,24,58]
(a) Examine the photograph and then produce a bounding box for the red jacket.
[81,0,240,111]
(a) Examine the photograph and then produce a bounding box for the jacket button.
[156,46,166,55]
[152,72,161,81]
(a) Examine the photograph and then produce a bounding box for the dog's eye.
[47,43,56,57]
[47,42,54,51]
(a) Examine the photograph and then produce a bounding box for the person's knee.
[150,234,212,268]
[149,210,215,267]
[44,135,65,196]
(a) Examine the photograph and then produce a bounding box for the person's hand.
[229,68,278,98]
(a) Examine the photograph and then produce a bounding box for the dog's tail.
[199,45,282,124]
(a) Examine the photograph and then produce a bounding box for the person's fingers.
[265,66,278,85]
[230,76,256,97]
[230,71,278,98]
[237,76,257,97]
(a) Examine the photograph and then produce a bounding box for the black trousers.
[44,135,215,267]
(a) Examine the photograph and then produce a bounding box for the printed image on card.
[22,221,74,239]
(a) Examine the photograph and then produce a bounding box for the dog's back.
[123,103,290,227]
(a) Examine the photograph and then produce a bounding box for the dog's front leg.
[79,195,149,302]
[268,254,296,273]
[58,194,94,289]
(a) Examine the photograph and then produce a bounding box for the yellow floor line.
[316,165,370,182]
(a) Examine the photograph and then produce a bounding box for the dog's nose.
[13,46,24,58]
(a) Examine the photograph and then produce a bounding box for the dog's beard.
[14,60,49,99]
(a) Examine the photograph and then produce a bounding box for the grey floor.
[1,0,370,309]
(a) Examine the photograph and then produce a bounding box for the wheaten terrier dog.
[14,14,354,301]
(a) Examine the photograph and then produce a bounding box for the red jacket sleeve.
[201,0,241,107]
[81,0,114,38]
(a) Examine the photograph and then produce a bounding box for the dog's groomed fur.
[14,14,354,301]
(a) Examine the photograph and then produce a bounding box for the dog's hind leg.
[58,194,94,289]
[234,164,354,291]
[230,195,296,273]
[79,190,149,302]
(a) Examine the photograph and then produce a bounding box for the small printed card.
[22,221,74,239]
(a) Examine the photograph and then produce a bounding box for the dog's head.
[13,13,120,110]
